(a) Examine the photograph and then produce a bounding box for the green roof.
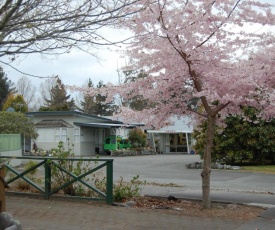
[25,111,123,124]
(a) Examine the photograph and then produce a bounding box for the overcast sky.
[2,27,130,89]
[4,48,123,86]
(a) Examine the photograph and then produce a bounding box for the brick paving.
[6,196,245,230]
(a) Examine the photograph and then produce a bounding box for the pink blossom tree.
[73,0,275,208]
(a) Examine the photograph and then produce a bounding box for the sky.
[2,45,126,89]
[1,28,130,89]
[3,49,123,86]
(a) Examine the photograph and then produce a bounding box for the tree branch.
[195,0,241,49]
[0,60,56,79]
[0,0,141,57]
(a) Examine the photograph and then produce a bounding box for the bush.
[24,160,38,179]
[128,128,147,148]
[113,175,145,202]
[0,111,38,139]
[49,141,91,196]
[193,108,275,165]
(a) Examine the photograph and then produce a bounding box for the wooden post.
[0,166,6,212]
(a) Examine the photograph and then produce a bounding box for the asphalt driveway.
[100,154,275,206]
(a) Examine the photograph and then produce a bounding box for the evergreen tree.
[80,78,97,114]
[193,107,275,165]
[80,79,117,116]
[120,70,151,111]
[0,67,16,110]
[94,81,117,116]
[40,77,75,111]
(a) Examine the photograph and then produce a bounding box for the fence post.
[44,160,51,200]
[106,160,113,205]
[0,166,6,212]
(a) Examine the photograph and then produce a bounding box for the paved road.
[100,154,275,207]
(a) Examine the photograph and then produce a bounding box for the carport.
[73,122,139,154]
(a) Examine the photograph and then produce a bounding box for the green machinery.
[103,135,131,153]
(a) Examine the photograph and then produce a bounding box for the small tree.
[0,112,38,139]
[128,128,147,148]
[16,76,36,109]
[2,93,28,112]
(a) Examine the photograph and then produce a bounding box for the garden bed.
[111,149,157,156]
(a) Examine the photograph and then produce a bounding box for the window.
[36,128,55,142]
[74,128,80,142]
[105,138,110,144]
[111,137,116,144]
[55,128,67,142]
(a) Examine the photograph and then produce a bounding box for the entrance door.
[23,137,31,154]
[167,133,188,153]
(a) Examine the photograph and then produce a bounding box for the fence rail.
[0,166,8,212]
[0,156,113,204]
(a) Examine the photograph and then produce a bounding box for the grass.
[240,165,275,174]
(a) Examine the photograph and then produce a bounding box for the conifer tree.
[80,78,97,114]
[94,81,117,116]
[122,70,150,111]
[40,77,75,111]
[0,67,16,110]
[80,79,117,116]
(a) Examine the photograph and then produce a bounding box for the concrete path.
[6,196,247,230]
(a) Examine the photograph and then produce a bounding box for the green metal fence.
[0,156,113,204]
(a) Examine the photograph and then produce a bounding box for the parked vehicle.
[103,135,131,154]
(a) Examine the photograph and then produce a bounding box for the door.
[167,133,188,153]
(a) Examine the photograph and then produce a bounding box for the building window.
[74,128,80,142]
[55,128,67,142]
[105,137,110,144]
[36,128,55,142]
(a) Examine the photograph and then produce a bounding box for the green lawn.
[240,165,275,174]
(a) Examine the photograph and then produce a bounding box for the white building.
[147,116,194,154]
[25,111,137,156]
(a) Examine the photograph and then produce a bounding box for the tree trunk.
[201,114,216,208]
